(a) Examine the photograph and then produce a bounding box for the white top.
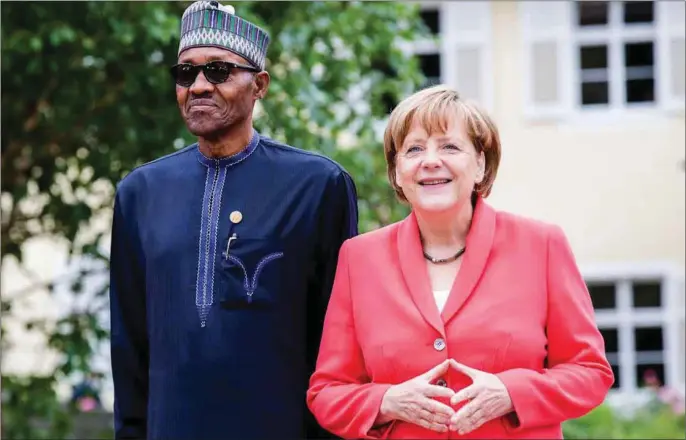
[433,289,450,313]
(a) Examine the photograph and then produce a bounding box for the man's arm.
[305,168,359,439]
[110,187,149,439]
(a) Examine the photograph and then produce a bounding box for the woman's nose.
[422,149,442,168]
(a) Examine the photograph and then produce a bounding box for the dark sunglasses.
[170,61,260,87]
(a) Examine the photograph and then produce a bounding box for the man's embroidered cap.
[178,1,270,70]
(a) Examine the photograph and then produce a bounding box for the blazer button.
[436,378,448,387]
[433,338,446,351]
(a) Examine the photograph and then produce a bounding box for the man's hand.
[448,360,514,434]
[376,359,456,433]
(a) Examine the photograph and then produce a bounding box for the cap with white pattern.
[178,1,270,70]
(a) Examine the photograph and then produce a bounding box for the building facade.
[412,0,685,397]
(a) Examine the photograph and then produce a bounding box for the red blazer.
[307,198,614,439]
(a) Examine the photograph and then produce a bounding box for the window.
[415,4,442,89]
[402,2,492,110]
[419,53,441,87]
[419,7,440,36]
[574,1,656,108]
[520,0,685,118]
[585,265,685,395]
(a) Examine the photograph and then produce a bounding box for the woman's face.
[395,115,485,214]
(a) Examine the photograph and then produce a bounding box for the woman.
[306,85,613,439]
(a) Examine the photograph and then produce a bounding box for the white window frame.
[403,1,493,111]
[519,1,574,121]
[571,1,658,115]
[581,261,685,399]
[414,1,442,86]
[442,2,493,111]
[520,0,684,124]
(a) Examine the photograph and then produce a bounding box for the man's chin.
[186,122,225,139]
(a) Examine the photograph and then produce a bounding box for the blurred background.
[1,1,684,438]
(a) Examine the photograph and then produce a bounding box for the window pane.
[611,364,621,389]
[581,82,610,105]
[600,328,619,352]
[623,1,654,24]
[626,78,655,103]
[420,8,440,35]
[419,53,441,85]
[634,327,663,351]
[587,282,616,309]
[581,45,608,69]
[632,280,662,308]
[636,363,665,387]
[577,1,609,26]
[625,42,654,67]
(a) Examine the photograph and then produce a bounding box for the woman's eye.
[444,143,460,150]
[406,146,422,153]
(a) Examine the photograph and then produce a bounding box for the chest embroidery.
[193,133,259,327]
[225,252,284,302]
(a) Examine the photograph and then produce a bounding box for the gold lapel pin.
[229,210,243,224]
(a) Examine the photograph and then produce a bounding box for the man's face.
[175,46,269,139]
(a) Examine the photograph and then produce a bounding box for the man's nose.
[189,71,214,94]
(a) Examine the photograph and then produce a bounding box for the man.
[109,1,358,438]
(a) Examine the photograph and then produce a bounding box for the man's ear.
[254,71,270,100]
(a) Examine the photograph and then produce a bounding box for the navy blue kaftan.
[109,130,358,439]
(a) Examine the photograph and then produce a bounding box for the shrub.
[563,375,685,439]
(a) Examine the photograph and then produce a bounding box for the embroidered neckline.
[195,129,260,168]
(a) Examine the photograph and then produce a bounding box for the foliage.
[563,387,686,439]
[1,1,428,437]
[1,375,72,439]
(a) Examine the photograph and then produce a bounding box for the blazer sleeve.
[306,241,395,440]
[110,187,149,439]
[496,224,614,431]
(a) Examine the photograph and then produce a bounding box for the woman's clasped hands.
[377,359,514,435]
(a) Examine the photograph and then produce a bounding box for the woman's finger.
[452,405,486,432]
[451,384,478,406]
[416,417,448,433]
[422,398,455,418]
[465,408,487,433]
[422,384,455,399]
[421,404,451,425]
[417,407,433,422]
[428,413,452,426]
[450,398,481,426]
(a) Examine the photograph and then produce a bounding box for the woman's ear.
[476,151,486,184]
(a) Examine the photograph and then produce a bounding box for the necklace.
[423,246,466,264]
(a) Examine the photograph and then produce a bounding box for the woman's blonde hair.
[383,84,502,201]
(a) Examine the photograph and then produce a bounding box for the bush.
[563,384,685,439]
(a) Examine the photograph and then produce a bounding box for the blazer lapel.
[441,197,496,325]
[396,212,445,337]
